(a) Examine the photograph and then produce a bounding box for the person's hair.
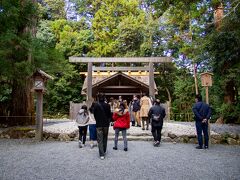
[81,105,88,111]
[154,99,160,105]
[123,100,128,109]
[98,93,105,102]
[195,94,202,102]
[89,102,95,113]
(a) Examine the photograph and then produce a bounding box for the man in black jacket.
[148,99,166,147]
[92,93,111,159]
[192,94,212,149]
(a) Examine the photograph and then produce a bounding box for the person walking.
[75,105,89,148]
[192,94,212,149]
[118,96,123,105]
[140,94,152,130]
[109,97,118,126]
[129,100,135,126]
[92,93,111,160]
[148,99,166,147]
[112,103,130,151]
[132,95,141,127]
[89,102,97,149]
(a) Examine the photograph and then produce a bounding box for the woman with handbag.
[148,99,166,147]
[75,105,89,148]
[112,103,130,151]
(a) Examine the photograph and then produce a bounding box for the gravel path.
[41,119,240,136]
[0,139,239,180]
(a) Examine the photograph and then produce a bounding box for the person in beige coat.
[140,94,152,130]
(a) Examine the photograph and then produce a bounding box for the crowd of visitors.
[75,93,211,159]
[75,93,165,159]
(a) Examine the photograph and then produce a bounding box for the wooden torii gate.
[69,57,171,105]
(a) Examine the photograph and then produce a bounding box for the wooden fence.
[69,101,86,120]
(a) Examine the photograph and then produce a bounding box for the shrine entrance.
[81,72,154,102]
[69,57,171,105]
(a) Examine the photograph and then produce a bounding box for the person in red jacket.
[112,103,130,151]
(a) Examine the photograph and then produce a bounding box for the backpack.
[152,113,161,122]
[76,110,89,124]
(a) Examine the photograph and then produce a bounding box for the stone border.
[0,127,239,145]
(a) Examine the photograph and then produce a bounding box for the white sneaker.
[100,156,105,160]
[79,141,82,148]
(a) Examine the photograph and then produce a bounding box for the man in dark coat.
[92,93,111,159]
[148,99,166,147]
[192,94,212,149]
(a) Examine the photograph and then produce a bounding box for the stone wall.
[0,127,239,145]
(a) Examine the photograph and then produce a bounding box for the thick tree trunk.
[9,0,37,126]
[224,80,236,104]
[214,3,224,31]
[10,79,33,126]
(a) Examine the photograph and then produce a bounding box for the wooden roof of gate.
[81,72,157,95]
[69,57,171,63]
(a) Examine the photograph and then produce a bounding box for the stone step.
[97,136,173,142]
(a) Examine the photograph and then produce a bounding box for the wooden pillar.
[35,91,43,141]
[87,62,92,107]
[205,86,209,104]
[149,61,155,99]
[205,86,211,145]
[194,63,199,95]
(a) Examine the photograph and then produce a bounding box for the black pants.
[196,121,209,147]
[97,127,109,157]
[78,126,88,144]
[151,126,162,142]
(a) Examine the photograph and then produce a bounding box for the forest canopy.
[0,0,239,125]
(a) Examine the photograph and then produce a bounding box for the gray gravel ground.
[0,139,239,180]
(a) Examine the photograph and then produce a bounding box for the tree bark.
[224,80,236,104]
[214,3,224,31]
[8,0,37,126]
[10,79,33,126]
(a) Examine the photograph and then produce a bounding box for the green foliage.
[0,84,11,103]
[36,20,57,47]
[45,65,84,114]
[172,69,195,114]
[0,0,76,122]
[49,19,93,58]
[38,0,66,20]
[0,0,36,96]
[155,63,177,103]
[90,0,146,57]
[1,0,239,124]
[117,14,145,56]
[202,2,240,123]
[35,18,91,115]
[216,103,240,124]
